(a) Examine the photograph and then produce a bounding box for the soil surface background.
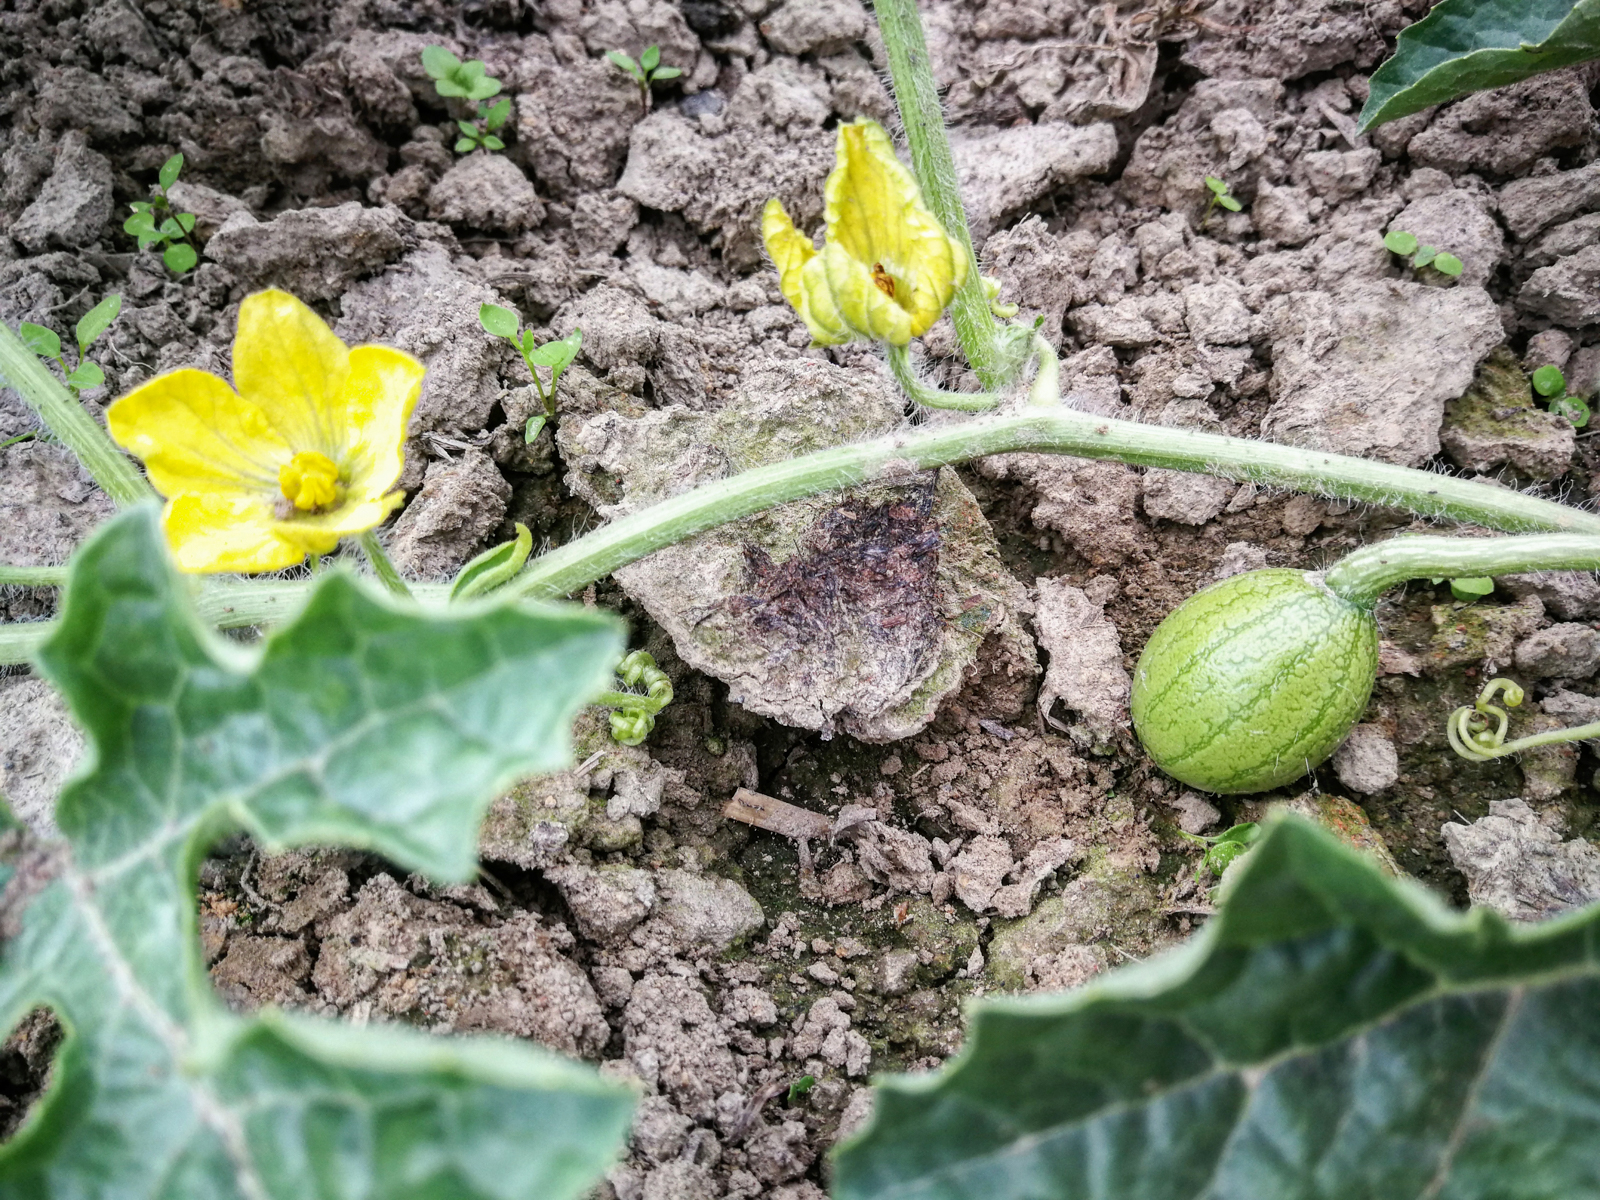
[5,0,1600,1193]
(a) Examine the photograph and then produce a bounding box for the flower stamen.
[279,450,343,514]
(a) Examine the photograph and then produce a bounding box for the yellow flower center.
[278,450,343,513]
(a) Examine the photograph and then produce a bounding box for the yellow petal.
[163,492,305,574]
[231,289,352,458]
[822,241,913,346]
[274,490,406,552]
[107,368,287,498]
[824,120,967,343]
[338,345,425,503]
[762,198,853,346]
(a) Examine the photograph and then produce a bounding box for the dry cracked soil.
[6,0,1600,1193]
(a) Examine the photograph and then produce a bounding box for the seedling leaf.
[1203,175,1228,195]
[1359,0,1600,131]
[158,152,184,190]
[123,210,157,237]
[1413,244,1439,268]
[641,44,660,72]
[479,303,521,340]
[485,97,512,130]
[525,414,547,443]
[1216,194,1242,212]
[0,507,632,1198]
[163,242,198,273]
[421,44,460,80]
[1433,251,1464,276]
[834,815,1600,1200]
[64,361,105,391]
[607,49,642,79]
[1553,395,1592,428]
[650,66,683,81]
[1531,364,1566,397]
[455,137,478,153]
[175,212,197,234]
[18,322,60,359]
[1383,229,1419,255]
[75,295,121,357]
[1450,575,1495,601]
[483,135,505,151]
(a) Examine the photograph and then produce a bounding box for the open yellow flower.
[107,289,424,574]
[762,119,968,347]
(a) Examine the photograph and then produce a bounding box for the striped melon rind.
[1130,569,1379,795]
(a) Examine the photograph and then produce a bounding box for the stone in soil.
[559,357,1035,741]
[1033,575,1129,746]
[1262,278,1504,467]
[9,132,113,253]
[204,202,411,301]
[1331,724,1400,795]
[1442,798,1600,921]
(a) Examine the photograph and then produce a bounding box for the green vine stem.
[872,0,1003,387]
[0,320,155,508]
[8,414,1600,665]
[1325,532,1600,607]
[885,344,1001,411]
[1447,677,1600,761]
[501,409,1600,602]
[0,565,67,587]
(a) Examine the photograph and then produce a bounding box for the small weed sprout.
[19,294,122,400]
[1531,363,1591,428]
[1382,229,1464,278]
[422,46,510,153]
[479,303,582,440]
[606,45,683,113]
[1449,576,1494,602]
[1201,174,1242,226]
[124,154,198,273]
[1177,821,1260,883]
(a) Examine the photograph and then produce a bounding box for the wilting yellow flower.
[762,119,968,347]
[107,289,424,574]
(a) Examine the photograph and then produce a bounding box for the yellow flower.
[107,289,424,574]
[762,119,968,347]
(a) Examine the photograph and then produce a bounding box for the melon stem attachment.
[1447,676,1600,762]
[1324,533,1600,607]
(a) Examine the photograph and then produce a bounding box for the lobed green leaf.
[1359,0,1600,130]
[0,507,633,1199]
[833,816,1600,1200]
[420,44,460,80]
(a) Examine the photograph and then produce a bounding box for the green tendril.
[593,650,675,746]
[1447,676,1600,761]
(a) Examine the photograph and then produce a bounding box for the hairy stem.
[0,321,155,508]
[884,344,1000,411]
[872,0,1002,387]
[503,409,1600,602]
[1325,533,1600,607]
[0,565,67,587]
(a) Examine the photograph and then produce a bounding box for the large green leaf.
[1360,0,1600,130]
[834,816,1600,1200]
[0,507,633,1199]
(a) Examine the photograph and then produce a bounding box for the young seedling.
[479,303,582,440]
[606,45,683,114]
[422,46,511,153]
[1531,363,1591,428]
[1176,821,1260,882]
[123,154,198,273]
[1201,175,1242,226]
[1382,229,1463,279]
[18,294,122,399]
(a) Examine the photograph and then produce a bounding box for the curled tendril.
[596,650,675,747]
[1447,676,1600,763]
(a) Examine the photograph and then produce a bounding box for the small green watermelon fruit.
[1131,568,1379,794]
